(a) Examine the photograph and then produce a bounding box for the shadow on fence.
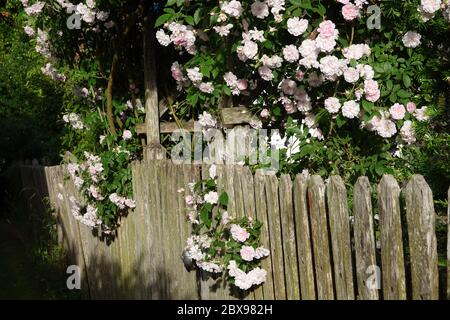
[12,161,450,300]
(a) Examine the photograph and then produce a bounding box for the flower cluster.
[62,112,85,130]
[66,148,136,233]
[182,164,270,292]
[155,0,437,167]
[55,0,111,27]
[417,0,447,22]
[156,22,197,54]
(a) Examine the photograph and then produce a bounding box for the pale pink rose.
[230,224,250,243]
[406,102,417,113]
[240,246,256,261]
[364,80,380,102]
[258,66,274,81]
[260,109,270,118]
[251,1,269,19]
[317,20,336,38]
[283,45,300,63]
[389,103,406,120]
[342,3,360,21]
[122,130,132,140]
[295,70,305,81]
[237,79,248,90]
[171,62,184,81]
[280,79,297,95]
[185,195,194,206]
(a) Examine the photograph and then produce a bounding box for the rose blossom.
[414,106,429,121]
[186,67,203,83]
[406,102,417,113]
[260,109,270,118]
[236,79,248,91]
[171,62,184,81]
[251,1,270,19]
[240,246,256,261]
[258,66,274,81]
[287,17,309,36]
[402,31,422,48]
[221,0,243,18]
[325,97,341,114]
[280,79,297,95]
[204,191,219,204]
[317,20,336,38]
[230,224,250,242]
[198,82,215,94]
[122,130,132,140]
[364,80,380,102]
[389,103,406,120]
[342,100,360,119]
[400,120,416,144]
[420,0,442,14]
[344,67,360,83]
[283,45,299,63]
[342,3,360,21]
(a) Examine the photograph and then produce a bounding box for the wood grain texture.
[279,175,300,300]
[293,174,316,300]
[404,175,439,300]
[378,175,406,300]
[254,170,275,300]
[353,177,379,300]
[21,163,448,301]
[326,176,355,300]
[308,176,334,300]
[265,173,287,300]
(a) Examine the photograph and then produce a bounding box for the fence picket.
[254,170,275,300]
[279,175,300,300]
[293,174,316,300]
[265,173,287,300]
[353,177,379,300]
[308,176,334,300]
[378,175,406,300]
[326,176,355,300]
[404,175,439,300]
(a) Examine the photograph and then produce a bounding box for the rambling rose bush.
[155,0,449,183]
[181,164,270,292]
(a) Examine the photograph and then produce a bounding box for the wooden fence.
[16,161,450,300]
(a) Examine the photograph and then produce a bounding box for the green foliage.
[0,3,64,171]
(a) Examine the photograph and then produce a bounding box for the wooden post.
[279,174,300,300]
[404,175,439,300]
[143,10,165,160]
[353,177,379,300]
[378,175,406,300]
[326,176,355,300]
[308,176,334,300]
[293,174,316,300]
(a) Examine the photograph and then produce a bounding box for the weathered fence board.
[378,175,406,300]
[15,163,449,300]
[308,176,334,300]
[254,170,275,300]
[279,175,300,300]
[353,177,379,300]
[404,175,439,300]
[326,176,355,300]
[265,174,287,300]
[293,174,316,300]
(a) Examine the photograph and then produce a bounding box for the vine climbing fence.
[14,161,450,300]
